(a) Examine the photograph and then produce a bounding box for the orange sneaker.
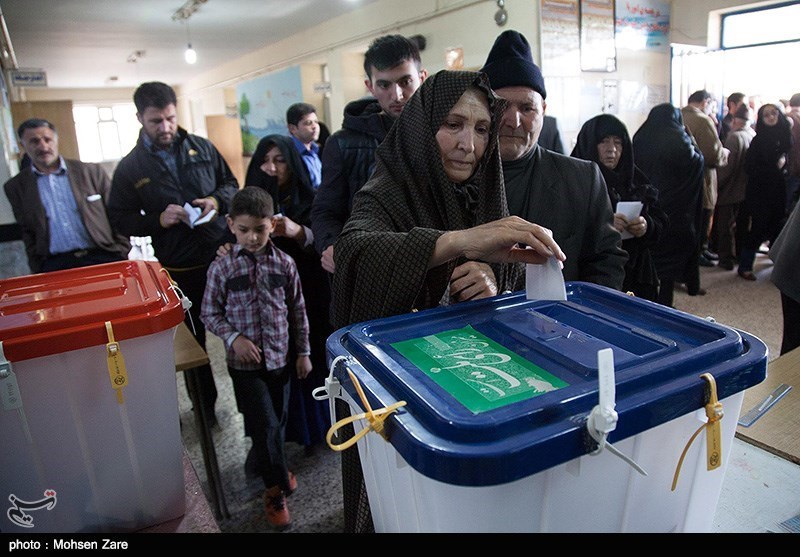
[264,486,291,530]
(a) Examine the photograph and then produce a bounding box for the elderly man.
[480,30,626,289]
[4,118,129,274]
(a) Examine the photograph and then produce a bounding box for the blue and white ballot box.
[325,282,767,533]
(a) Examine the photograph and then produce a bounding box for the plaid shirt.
[201,242,310,371]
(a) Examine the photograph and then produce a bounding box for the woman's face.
[260,145,290,186]
[597,135,623,170]
[760,105,781,127]
[436,87,492,183]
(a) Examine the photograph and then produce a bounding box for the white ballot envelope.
[616,201,643,240]
[526,256,567,301]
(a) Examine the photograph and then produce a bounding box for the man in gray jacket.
[4,118,128,274]
[480,30,626,289]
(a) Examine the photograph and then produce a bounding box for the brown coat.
[3,159,130,273]
[682,105,728,210]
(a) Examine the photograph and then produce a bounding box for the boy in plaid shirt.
[201,186,311,530]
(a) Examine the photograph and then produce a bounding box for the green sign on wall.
[391,325,568,414]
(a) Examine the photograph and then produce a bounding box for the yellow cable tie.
[105,321,129,405]
[326,370,407,452]
[671,373,724,491]
[159,267,177,286]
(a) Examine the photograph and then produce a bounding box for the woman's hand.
[449,261,497,302]
[626,215,647,238]
[432,216,565,268]
[272,214,306,244]
[216,242,232,258]
[612,213,628,233]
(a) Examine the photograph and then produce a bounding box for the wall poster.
[580,0,616,72]
[540,0,580,77]
[615,0,670,51]
[236,66,303,156]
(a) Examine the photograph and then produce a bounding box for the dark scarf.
[747,103,793,179]
[245,134,316,226]
[571,113,647,205]
[332,70,521,327]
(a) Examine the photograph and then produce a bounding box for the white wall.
[18,0,767,146]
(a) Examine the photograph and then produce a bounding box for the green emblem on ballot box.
[392,325,569,413]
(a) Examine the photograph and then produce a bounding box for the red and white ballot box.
[0,261,186,533]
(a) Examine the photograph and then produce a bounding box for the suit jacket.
[3,159,130,273]
[503,145,627,289]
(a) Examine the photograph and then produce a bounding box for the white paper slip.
[616,201,643,240]
[525,257,567,301]
[183,202,217,228]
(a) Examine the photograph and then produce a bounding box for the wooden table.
[735,345,800,464]
[174,322,230,521]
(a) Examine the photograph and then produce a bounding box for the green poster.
[391,325,568,413]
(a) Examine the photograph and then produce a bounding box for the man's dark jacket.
[108,127,238,269]
[311,98,394,255]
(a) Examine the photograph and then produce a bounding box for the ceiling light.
[183,21,197,64]
[185,44,197,64]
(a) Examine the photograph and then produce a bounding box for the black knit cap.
[480,30,546,99]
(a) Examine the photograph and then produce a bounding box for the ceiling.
[0,0,381,90]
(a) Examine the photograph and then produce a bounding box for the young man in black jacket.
[310,34,426,274]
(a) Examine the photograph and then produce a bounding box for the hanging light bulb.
[185,44,197,64]
[184,21,197,64]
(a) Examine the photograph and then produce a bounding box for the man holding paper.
[109,81,238,425]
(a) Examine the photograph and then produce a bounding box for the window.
[73,104,139,163]
[722,2,800,49]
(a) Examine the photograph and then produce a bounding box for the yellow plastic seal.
[326,370,407,452]
[671,372,724,491]
[105,321,129,404]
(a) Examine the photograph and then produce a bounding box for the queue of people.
[4,27,798,533]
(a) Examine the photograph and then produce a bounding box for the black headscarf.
[746,103,792,182]
[571,114,652,206]
[633,103,705,280]
[332,70,521,328]
[245,134,315,227]
[572,114,667,300]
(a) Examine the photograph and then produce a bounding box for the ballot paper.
[184,202,217,228]
[526,256,567,301]
[616,201,643,240]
